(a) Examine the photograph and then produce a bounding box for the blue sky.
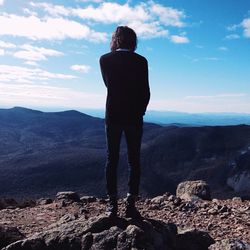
[0,0,249,113]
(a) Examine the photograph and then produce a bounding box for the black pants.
[105,120,143,197]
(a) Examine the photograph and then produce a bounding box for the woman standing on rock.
[99,26,150,218]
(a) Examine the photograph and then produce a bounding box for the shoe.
[125,194,142,220]
[106,196,118,218]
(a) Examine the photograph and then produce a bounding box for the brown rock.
[176,180,211,201]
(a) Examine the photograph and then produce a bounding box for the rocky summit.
[0,189,250,250]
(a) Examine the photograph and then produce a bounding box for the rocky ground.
[0,190,250,249]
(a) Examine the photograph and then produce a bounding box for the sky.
[0,0,250,113]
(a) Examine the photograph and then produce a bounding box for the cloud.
[77,0,103,3]
[0,14,107,42]
[184,93,247,100]
[30,1,187,40]
[25,61,39,66]
[170,35,189,43]
[218,46,228,51]
[150,2,185,27]
[0,0,4,5]
[13,44,64,61]
[149,93,250,113]
[204,57,219,61]
[242,18,250,37]
[0,49,4,56]
[227,24,240,31]
[0,40,16,48]
[0,64,76,84]
[225,34,240,40]
[71,64,91,73]
[0,82,105,109]
[127,21,169,38]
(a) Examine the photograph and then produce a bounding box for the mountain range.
[0,106,249,199]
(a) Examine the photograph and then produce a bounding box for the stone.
[151,195,165,204]
[2,214,207,250]
[0,225,25,249]
[176,228,215,250]
[36,198,53,206]
[176,180,211,201]
[80,196,97,203]
[209,239,250,250]
[232,197,243,203]
[18,199,36,208]
[0,198,18,209]
[55,191,81,204]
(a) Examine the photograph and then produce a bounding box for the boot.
[125,194,142,219]
[106,195,118,218]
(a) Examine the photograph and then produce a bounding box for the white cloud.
[77,0,103,3]
[184,93,247,100]
[227,24,240,31]
[0,49,4,56]
[225,34,240,40]
[150,2,185,27]
[30,1,187,40]
[242,18,250,37]
[170,35,189,43]
[149,93,250,113]
[0,14,107,42]
[0,64,76,84]
[71,64,91,73]
[30,2,70,17]
[0,40,16,48]
[0,82,105,109]
[14,44,64,61]
[218,46,228,51]
[71,2,149,23]
[0,0,4,5]
[204,57,219,61]
[25,61,39,66]
[127,21,169,39]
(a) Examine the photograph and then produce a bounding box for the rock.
[232,197,243,203]
[227,171,250,193]
[176,228,215,250]
[0,198,18,209]
[0,225,25,249]
[55,191,81,204]
[36,198,53,206]
[209,239,250,250]
[176,180,211,201]
[80,196,97,203]
[2,214,214,250]
[151,195,165,204]
[18,199,36,208]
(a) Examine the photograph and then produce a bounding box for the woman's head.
[110,26,137,52]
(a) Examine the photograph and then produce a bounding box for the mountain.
[78,109,250,126]
[144,110,250,126]
[0,107,249,199]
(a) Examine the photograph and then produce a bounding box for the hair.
[110,26,137,52]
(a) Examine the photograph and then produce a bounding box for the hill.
[0,107,249,199]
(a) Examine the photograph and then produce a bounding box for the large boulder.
[176,180,211,201]
[2,214,215,250]
[209,239,250,250]
[0,226,25,249]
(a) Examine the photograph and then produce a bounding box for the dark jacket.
[99,51,150,124]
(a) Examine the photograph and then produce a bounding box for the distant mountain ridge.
[0,106,250,199]
[77,108,250,126]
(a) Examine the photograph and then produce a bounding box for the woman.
[99,26,150,218]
